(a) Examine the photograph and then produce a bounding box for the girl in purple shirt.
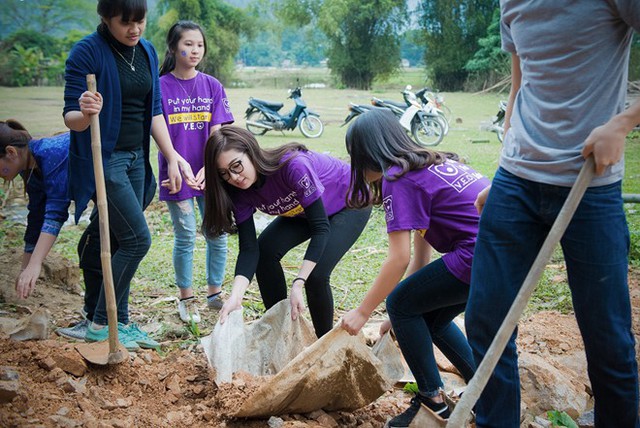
[202,126,371,338]
[341,109,489,425]
[159,21,234,324]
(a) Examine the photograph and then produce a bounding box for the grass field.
[1,70,639,318]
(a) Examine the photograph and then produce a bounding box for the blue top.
[23,133,71,252]
[63,31,161,223]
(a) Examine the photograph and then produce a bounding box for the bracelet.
[292,277,306,285]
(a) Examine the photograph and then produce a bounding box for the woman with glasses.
[202,126,371,338]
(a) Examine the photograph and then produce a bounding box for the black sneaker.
[386,395,450,428]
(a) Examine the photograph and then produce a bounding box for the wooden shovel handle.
[447,156,595,427]
[86,74,120,357]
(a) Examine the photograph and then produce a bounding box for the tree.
[148,0,250,84]
[235,0,327,68]
[276,0,407,90]
[0,0,96,37]
[420,0,498,90]
[464,8,509,89]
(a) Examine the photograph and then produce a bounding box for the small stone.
[77,397,94,413]
[166,374,181,394]
[100,401,118,411]
[577,409,595,428]
[267,416,284,428]
[191,384,206,398]
[533,415,552,427]
[0,380,20,403]
[166,411,184,423]
[38,357,57,371]
[46,367,67,383]
[0,367,20,381]
[48,415,81,428]
[131,357,145,367]
[116,398,132,408]
[111,418,133,428]
[316,412,339,428]
[61,378,87,394]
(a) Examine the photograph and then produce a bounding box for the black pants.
[256,206,372,337]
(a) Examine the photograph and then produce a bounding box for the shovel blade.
[75,341,128,365]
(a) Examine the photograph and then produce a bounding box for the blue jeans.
[166,196,228,288]
[78,149,151,326]
[466,168,638,428]
[387,258,476,396]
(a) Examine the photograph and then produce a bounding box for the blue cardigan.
[23,133,72,252]
[63,32,160,223]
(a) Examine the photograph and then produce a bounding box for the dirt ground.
[0,246,638,427]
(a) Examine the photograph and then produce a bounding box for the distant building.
[401,59,411,68]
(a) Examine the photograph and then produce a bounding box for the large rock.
[233,326,394,417]
[519,352,590,419]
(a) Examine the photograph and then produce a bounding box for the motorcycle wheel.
[299,115,324,138]
[436,113,450,135]
[246,111,269,136]
[411,116,444,147]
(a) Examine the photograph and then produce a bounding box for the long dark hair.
[345,108,457,208]
[97,0,146,22]
[203,126,307,237]
[160,21,208,76]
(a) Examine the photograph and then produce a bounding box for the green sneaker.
[85,322,140,351]
[125,323,160,349]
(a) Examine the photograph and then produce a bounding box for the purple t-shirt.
[232,151,351,224]
[382,160,490,284]
[159,72,234,201]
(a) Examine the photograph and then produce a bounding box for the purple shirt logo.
[429,163,483,193]
[298,174,317,197]
[383,195,394,222]
[223,97,231,113]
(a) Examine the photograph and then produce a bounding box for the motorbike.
[245,86,324,138]
[371,96,445,147]
[340,90,445,147]
[341,102,373,127]
[411,87,450,135]
[492,100,507,143]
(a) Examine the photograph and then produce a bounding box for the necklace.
[24,155,37,188]
[173,72,199,101]
[111,44,136,71]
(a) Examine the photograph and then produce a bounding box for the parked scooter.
[371,96,445,147]
[341,103,374,127]
[410,87,450,135]
[245,86,324,138]
[341,92,444,146]
[492,100,507,143]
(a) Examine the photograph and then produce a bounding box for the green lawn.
[1,73,639,319]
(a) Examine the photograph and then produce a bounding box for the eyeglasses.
[218,155,245,181]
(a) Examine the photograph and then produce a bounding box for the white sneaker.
[178,298,201,323]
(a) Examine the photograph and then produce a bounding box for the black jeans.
[256,206,372,337]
